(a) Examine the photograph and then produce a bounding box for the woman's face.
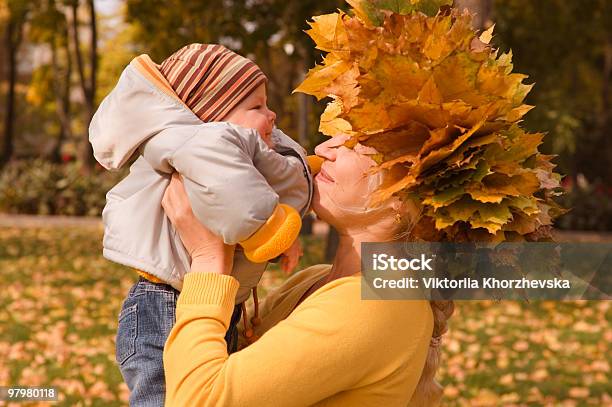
[312,134,382,228]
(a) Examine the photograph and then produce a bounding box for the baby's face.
[223,84,276,148]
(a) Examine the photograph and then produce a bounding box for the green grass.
[0,227,610,406]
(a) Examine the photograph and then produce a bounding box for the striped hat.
[159,43,267,122]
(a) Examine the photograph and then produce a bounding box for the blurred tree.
[0,2,6,80]
[68,0,97,170]
[453,0,492,29]
[27,0,73,163]
[1,0,29,168]
[96,6,139,102]
[490,0,612,230]
[492,0,611,185]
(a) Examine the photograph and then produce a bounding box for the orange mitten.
[239,204,302,263]
[306,155,324,176]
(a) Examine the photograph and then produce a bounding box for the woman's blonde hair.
[391,196,455,407]
[408,300,455,406]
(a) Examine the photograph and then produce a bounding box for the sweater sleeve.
[163,272,433,406]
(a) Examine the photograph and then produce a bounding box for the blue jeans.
[115,277,243,407]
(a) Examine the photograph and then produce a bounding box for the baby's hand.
[280,239,303,275]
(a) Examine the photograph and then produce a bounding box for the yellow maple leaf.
[479,24,495,44]
[292,56,350,100]
[319,100,354,136]
[306,12,350,54]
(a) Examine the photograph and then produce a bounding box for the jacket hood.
[89,55,202,170]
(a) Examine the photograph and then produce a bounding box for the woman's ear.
[390,197,407,213]
[390,196,421,227]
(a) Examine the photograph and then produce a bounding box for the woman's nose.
[315,134,351,160]
[314,139,337,161]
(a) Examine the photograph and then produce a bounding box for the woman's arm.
[161,172,235,275]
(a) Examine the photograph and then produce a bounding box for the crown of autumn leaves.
[295,0,567,242]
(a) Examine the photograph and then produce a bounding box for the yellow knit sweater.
[163,265,434,406]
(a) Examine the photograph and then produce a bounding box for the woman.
[160,133,454,406]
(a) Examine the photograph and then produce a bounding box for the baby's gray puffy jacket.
[89,58,312,302]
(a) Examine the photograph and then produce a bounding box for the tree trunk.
[0,22,5,84]
[324,227,339,263]
[50,23,73,163]
[601,36,612,168]
[300,213,314,236]
[87,0,97,102]
[297,57,311,151]
[1,17,23,167]
[71,0,97,170]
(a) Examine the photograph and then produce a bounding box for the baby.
[89,44,315,406]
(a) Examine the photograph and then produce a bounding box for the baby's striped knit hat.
[159,43,267,122]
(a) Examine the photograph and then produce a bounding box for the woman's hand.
[162,172,235,275]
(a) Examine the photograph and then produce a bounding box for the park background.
[0,0,610,405]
